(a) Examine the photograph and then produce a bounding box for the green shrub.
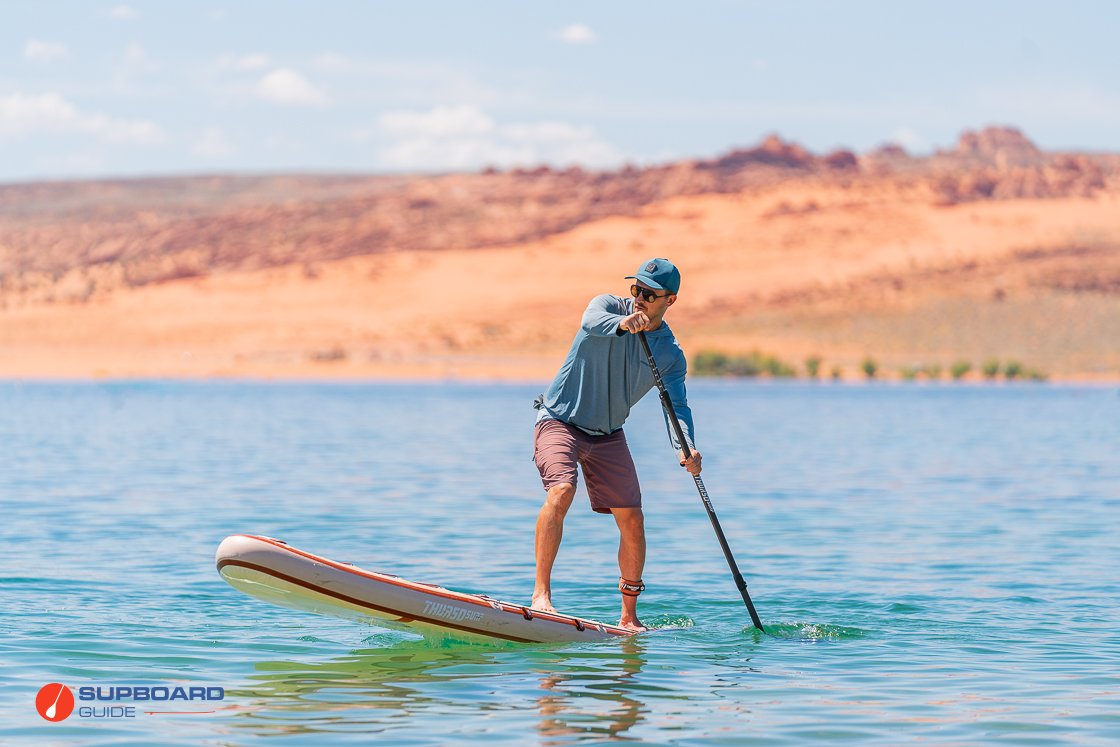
[830,365,843,380]
[1026,368,1049,382]
[764,355,796,377]
[923,363,942,379]
[861,356,878,378]
[805,355,822,378]
[981,358,1001,379]
[950,360,972,379]
[691,349,795,378]
[900,365,918,380]
[1004,360,1023,379]
[725,353,763,377]
[692,350,730,376]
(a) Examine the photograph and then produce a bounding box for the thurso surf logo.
[36,683,75,722]
[422,600,484,622]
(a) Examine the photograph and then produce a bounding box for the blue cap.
[626,258,680,294]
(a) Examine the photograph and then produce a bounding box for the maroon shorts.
[534,419,642,514]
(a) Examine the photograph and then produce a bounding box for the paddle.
[44,684,65,719]
[637,330,767,633]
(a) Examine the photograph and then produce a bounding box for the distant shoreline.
[3,368,1118,385]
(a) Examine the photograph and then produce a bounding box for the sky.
[2,1,1119,183]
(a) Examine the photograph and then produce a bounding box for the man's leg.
[532,482,576,613]
[612,506,647,631]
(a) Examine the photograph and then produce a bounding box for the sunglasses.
[631,284,672,303]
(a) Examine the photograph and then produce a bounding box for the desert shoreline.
[3,367,1118,384]
[4,129,1120,382]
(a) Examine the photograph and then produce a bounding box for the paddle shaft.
[637,330,766,632]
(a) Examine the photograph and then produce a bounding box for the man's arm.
[580,295,632,337]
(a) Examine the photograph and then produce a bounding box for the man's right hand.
[618,312,651,333]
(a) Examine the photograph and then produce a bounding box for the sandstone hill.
[1,126,1118,380]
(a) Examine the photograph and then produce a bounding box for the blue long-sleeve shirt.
[536,294,695,452]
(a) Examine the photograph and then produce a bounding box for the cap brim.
[624,273,667,291]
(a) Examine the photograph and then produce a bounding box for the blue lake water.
[2,380,1119,745]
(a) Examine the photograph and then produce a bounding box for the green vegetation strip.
[691,351,1048,380]
[692,350,796,377]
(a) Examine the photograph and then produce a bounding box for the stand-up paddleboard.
[216,535,634,644]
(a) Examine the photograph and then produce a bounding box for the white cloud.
[378,104,621,171]
[255,69,328,106]
[218,53,271,71]
[192,126,235,157]
[502,121,594,143]
[380,137,525,170]
[558,23,596,44]
[381,105,494,138]
[891,127,928,152]
[500,121,620,165]
[109,5,137,19]
[24,40,70,63]
[0,92,163,144]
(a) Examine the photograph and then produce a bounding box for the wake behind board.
[216,534,634,644]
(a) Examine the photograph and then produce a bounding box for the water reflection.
[534,637,652,743]
[232,641,499,738]
[232,635,679,742]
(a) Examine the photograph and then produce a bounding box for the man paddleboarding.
[532,258,701,632]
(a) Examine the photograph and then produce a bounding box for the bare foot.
[530,592,558,614]
[618,616,649,633]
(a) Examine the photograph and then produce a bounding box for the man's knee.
[544,483,576,512]
[613,507,645,534]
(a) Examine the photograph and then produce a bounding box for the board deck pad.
[216,534,634,644]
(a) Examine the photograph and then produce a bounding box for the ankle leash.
[618,577,645,597]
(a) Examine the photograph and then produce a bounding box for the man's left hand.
[680,449,702,475]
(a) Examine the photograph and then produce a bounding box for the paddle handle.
[637,330,766,633]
